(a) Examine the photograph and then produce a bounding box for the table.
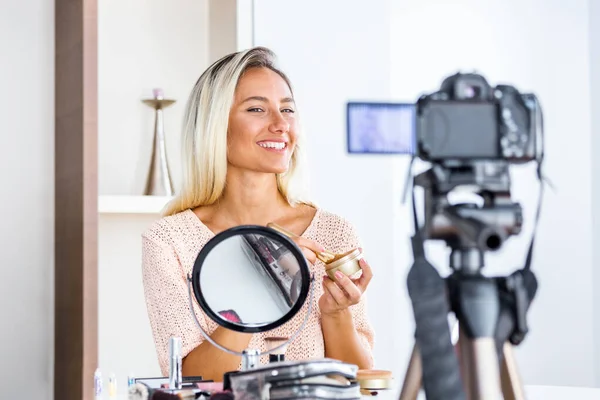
[362,385,600,400]
[110,384,600,399]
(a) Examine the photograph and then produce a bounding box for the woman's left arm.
[321,257,375,369]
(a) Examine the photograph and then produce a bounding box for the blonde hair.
[162,46,311,217]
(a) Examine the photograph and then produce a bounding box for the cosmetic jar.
[356,369,393,391]
[325,248,363,280]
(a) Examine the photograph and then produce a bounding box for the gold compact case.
[325,248,363,280]
[356,369,394,392]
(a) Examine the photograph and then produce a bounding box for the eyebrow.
[241,96,295,104]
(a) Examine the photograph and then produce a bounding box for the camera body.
[416,72,540,164]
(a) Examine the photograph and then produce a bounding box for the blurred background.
[2,0,600,399]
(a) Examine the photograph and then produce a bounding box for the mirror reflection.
[199,233,304,328]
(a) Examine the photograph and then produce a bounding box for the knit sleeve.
[141,233,210,376]
[339,219,376,366]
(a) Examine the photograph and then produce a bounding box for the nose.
[269,112,289,134]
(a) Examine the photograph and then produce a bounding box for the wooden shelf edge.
[98,195,172,214]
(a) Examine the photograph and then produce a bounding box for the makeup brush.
[267,223,337,263]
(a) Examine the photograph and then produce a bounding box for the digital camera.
[415,72,540,164]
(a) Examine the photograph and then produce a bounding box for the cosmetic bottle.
[127,374,135,388]
[169,337,183,390]
[108,372,117,398]
[94,368,103,400]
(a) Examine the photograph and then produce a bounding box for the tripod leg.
[500,343,526,400]
[398,344,422,400]
[399,320,460,400]
[458,330,472,398]
[459,332,503,400]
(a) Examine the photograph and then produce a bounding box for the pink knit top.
[141,207,375,376]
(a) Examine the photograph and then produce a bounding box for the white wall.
[0,1,54,399]
[252,0,409,383]
[97,1,208,393]
[391,0,593,388]
[591,0,600,388]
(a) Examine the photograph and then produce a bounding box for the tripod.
[398,163,539,400]
[399,246,534,400]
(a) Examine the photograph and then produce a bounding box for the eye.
[281,108,295,113]
[247,107,264,112]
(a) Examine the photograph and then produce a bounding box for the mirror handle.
[186,274,316,358]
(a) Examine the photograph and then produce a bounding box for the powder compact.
[324,248,363,281]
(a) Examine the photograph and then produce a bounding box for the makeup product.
[265,336,289,362]
[267,223,336,263]
[168,337,183,390]
[108,372,117,398]
[324,248,363,281]
[355,369,394,392]
[94,368,103,400]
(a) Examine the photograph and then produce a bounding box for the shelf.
[98,195,172,214]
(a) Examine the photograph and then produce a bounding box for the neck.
[216,166,290,226]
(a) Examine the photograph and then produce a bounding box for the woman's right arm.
[141,234,252,382]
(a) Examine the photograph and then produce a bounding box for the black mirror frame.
[191,225,311,334]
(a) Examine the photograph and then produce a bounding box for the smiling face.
[227,67,298,174]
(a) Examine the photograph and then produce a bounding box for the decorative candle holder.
[142,88,175,196]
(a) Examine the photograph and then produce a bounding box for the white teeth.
[258,141,286,150]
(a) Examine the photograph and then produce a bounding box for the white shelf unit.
[98,195,172,214]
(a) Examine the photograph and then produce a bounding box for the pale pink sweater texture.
[141,208,375,376]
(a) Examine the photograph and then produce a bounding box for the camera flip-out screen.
[346,102,415,155]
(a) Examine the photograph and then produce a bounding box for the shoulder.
[142,209,213,273]
[310,208,361,252]
[142,209,192,246]
[142,209,212,253]
[313,208,358,233]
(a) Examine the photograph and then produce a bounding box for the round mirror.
[191,225,311,333]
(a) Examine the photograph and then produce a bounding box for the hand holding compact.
[319,256,373,316]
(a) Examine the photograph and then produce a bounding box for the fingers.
[323,276,347,306]
[291,237,325,265]
[331,270,362,305]
[300,247,317,265]
[355,257,373,293]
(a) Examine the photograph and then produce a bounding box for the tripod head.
[414,160,523,273]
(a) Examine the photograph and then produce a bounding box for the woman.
[141,46,375,382]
